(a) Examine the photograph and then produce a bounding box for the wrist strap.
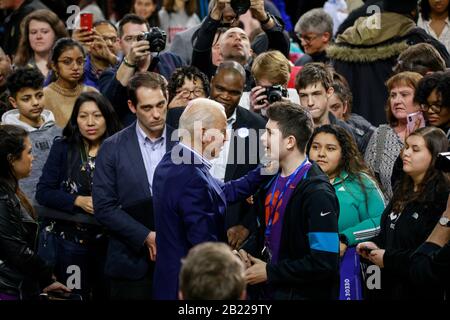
[123,57,136,68]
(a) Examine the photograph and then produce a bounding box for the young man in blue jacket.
[238,101,340,300]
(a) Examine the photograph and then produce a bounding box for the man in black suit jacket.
[93,72,177,300]
[209,61,267,249]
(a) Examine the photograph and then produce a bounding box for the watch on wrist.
[439,216,450,227]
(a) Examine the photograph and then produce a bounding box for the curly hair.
[6,66,44,98]
[391,126,449,213]
[414,71,444,105]
[167,66,209,102]
[307,124,378,211]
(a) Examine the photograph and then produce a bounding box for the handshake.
[233,248,268,285]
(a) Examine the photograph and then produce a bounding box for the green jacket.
[333,171,385,246]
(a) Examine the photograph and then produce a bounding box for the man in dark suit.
[209,61,267,249]
[93,72,176,300]
[152,98,272,300]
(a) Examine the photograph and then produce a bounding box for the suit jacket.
[152,144,269,299]
[92,122,176,280]
[165,106,267,229]
[225,106,267,229]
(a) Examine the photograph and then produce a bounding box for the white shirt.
[136,123,166,195]
[209,109,237,181]
[418,16,450,54]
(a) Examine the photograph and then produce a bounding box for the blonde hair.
[251,50,291,86]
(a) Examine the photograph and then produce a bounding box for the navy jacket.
[92,122,176,280]
[99,52,184,126]
[35,138,81,213]
[152,144,270,299]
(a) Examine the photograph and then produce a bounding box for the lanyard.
[265,158,310,238]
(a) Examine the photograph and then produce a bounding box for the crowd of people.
[0,0,449,301]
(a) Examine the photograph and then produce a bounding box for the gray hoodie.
[1,109,62,200]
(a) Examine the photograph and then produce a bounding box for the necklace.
[49,81,83,98]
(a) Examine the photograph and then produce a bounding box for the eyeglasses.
[420,103,443,114]
[297,33,321,43]
[176,88,205,98]
[57,58,86,67]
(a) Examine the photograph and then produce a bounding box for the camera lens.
[230,0,251,16]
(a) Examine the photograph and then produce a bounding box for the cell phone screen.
[406,111,425,134]
[80,13,93,31]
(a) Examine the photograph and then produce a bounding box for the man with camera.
[244,50,300,116]
[208,61,267,249]
[99,14,184,126]
[192,0,289,91]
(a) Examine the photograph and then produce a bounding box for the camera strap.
[148,55,160,73]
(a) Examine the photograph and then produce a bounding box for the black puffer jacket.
[0,187,54,298]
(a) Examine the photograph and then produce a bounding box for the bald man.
[152,98,270,300]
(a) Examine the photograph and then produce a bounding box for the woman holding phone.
[357,126,449,300]
[364,72,423,200]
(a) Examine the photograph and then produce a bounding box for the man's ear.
[178,290,184,300]
[322,32,331,44]
[287,135,296,150]
[326,86,334,99]
[127,100,137,114]
[8,96,17,109]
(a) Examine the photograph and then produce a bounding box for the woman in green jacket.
[308,124,386,256]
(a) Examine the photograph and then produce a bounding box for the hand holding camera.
[250,85,269,112]
[211,0,231,20]
[250,85,288,115]
[249,0,267,21]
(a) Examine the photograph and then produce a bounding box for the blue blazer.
[92,122,176,280]
[152,144,269,300]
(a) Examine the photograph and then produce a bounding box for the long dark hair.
[307,124,379,210]
[420,0,450,20]
[62,92,122,151]
[0,125,35,218]
[392,126,449,213]
[48,38,86,84]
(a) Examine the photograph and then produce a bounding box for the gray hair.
[295,8,333,35]
[179,98,226,135]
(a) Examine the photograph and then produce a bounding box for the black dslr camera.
[257,85,288,105]
[436,152,450,172]
[230,0,251,15]
[138,27,167,53]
